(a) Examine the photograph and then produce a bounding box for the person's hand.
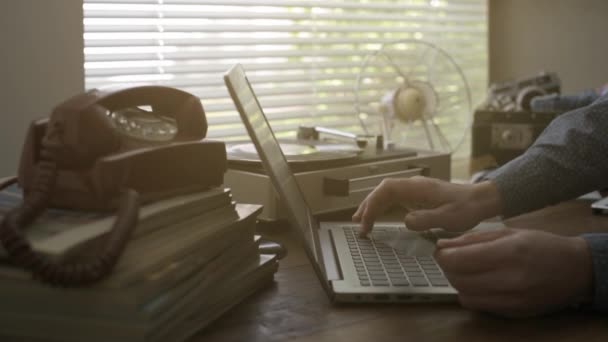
[352,176,502,236]
[435,228,593,317]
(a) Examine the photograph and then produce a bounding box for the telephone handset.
[0,86,226,286]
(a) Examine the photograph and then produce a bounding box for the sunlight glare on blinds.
[83,0,487,145]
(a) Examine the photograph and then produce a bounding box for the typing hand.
[435,228,593,317]
[352,176,501,236]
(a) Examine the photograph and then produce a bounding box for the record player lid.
[227,140,361,164]
[227,139,418,173]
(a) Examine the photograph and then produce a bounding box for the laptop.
[224,64,457,303]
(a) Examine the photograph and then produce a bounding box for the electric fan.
[354,40,473,153]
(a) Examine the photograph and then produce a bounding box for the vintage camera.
[485,72,561,112]
[471,110,561,173]
[471,72,562,173]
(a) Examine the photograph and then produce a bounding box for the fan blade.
[430,117,452,152]
[425,48,439,85]
[406,45,432,80]
[379,51,409,83]
[421,119,436,150]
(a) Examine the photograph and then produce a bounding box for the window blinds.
[83,0,487,146]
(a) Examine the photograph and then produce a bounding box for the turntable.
[224,135,450,222]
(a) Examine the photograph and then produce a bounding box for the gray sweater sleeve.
[486,94,608,312]
[488,94,608,218]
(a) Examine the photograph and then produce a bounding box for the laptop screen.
[224,64,327,278]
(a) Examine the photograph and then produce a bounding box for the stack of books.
[0,184,278,342]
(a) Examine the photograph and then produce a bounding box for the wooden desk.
[194,199,608,342]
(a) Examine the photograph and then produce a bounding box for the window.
[84,0,487,153]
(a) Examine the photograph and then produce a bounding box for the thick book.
[0,204,263,319]
[0,254,278,342]
[0,184,232,261]
[155,254,278,342]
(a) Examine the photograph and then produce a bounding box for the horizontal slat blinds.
[83,0,487,149]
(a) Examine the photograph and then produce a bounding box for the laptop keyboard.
[343,227,450,287]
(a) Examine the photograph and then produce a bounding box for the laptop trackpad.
[374,221,507,256]
[374,229,436,256]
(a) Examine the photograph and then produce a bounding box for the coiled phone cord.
[0,125,140,287]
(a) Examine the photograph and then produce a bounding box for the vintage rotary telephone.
[0,86,226,286]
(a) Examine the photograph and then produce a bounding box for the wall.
[490,0,608,92]
[0,1,84,177]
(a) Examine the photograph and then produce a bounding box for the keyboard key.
[387,268,404,274]
[371,276,388,282]
[386,262,402,267]
[400,261,418,267]
[388,274,407,281]
[370,271,387,277]
[372,280,390,286]
[419,261,437,267]
[363,258,380,263]
[386,268,403,274]
[422,267,440,272]
[429,277,450,287]
[424,270,443,275]
[360,281,370,286]
[404,266,421,272]
[398,258,417,264]
[397,255,416,261]
[367,265,384,271]
[392,279,410,286]
[409,276,429,287]
[406,271,424,277]
[417,256,434,262]
[363,257,380,263]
